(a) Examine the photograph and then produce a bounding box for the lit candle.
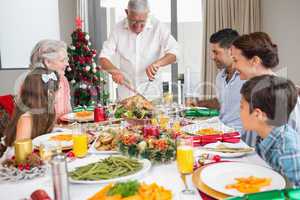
[14,139,33,163]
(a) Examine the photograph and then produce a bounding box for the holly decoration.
[118,128,176,163]
[65,16,109,106]
[2,153,43,171]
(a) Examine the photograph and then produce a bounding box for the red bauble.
[75,43,81,48]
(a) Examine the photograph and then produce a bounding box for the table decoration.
[118,126,176,163]
[0,153,46,183]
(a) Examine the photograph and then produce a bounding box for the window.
[100,0,204,102]
[177,0,204,99]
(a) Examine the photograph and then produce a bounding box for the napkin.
[185,108,220,117]
[192,132,240,147]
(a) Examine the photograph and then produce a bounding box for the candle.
[14,139,33,163]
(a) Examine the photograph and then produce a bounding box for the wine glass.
[176,137,195,194]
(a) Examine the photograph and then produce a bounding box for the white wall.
[0,0,60,69]
[262,0,300,86]
[0,0,76,95]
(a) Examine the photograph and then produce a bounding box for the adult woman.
[30,39,72,118]
[231,32,300,145]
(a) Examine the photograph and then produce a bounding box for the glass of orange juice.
[72,123,88,158]
[159,114,170,129]
[176,137,195,194]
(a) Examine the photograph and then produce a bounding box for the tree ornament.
[70,45,75,50]
[92,68,97,73]
[71,79,76,84]
[67,67,72,72]
[75,16,83,29]
[81,83,87,89]
[85,65,91,71]
[85,34,90,40]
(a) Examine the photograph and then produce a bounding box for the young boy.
[240,75,300,186]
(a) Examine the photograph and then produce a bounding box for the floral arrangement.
[0,153,46,182]
[2,152,44,171]
[118,126,177,163]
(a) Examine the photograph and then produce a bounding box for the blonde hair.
[29,39,67,69]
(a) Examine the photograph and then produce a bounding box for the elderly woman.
[29,39,72,118]
[231,32,300,146]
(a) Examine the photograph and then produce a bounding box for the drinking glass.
[72,123,88,158]
[176,137,195,194]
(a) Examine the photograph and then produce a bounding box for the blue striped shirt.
[243,97,300,147]
[256,125,300,187]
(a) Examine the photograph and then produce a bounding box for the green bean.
[69,156,143,181]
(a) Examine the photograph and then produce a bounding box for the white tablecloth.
[0,146,268,200]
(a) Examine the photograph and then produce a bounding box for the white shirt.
[100,16,179,100]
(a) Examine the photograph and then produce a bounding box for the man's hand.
[111,70,125,85]
[146,63,159,81]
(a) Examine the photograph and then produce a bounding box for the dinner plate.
[88,139,119,154]
[32,131,73,149]
[88,126,121,154]
[181,119,235,135]
[67,155,151,184]
[197,141,254,158]
[60,112,94,122]
[200,162,286,197]
[192,165,229,200]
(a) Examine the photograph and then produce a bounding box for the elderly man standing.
[99,0,179,100]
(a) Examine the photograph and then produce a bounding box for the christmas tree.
[65,17,109,106]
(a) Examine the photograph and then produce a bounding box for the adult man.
[189,29,245,131]
[99,0,179,100]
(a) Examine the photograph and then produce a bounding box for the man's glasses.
[127,18,147,25]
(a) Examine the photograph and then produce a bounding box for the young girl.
[1,67,59,159]
[30,39,72,119]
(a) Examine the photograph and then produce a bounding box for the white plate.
[200,162,286,197]
[88,139,119,154]
[198,141,253,158]
[67,155,151,184]
[88,127,121,154]
[181,120,235,135]
[60,112,94,122]
[32,131,73,149]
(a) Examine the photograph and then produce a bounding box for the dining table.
[0,107,272,200]
[0,141,268,200]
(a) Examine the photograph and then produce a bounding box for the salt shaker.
[50,154,70,200]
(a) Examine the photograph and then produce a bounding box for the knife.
[122,79,146,98]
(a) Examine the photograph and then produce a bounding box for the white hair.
[30,39,67,69]
[128,0,149,13]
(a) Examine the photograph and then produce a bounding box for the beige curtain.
[76,0,89,32]
[202,0,261,98]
